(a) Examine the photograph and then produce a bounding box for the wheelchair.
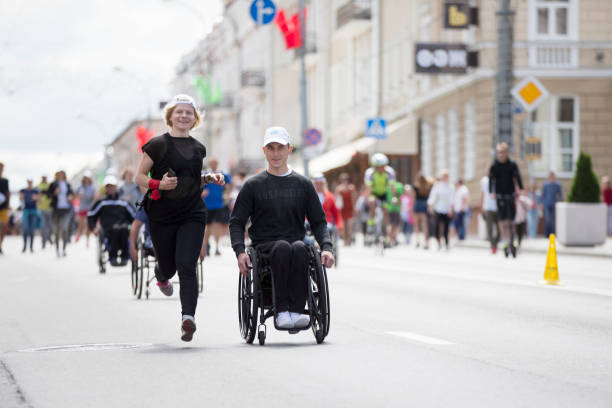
[96,226,132,274]
[304,222,339,268]
[131,233,204,300]
[238,244,330,346]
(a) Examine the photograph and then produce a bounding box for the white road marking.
[386,331,455,345]
[18,343,153,352]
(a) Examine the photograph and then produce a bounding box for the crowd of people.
[2,93,612,343]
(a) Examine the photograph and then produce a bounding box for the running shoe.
[181,316,196,342]
[156,280,173,296]
[275,311,294,329]
[290,312,310,329]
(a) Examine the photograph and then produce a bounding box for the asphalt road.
[1,235,611,408]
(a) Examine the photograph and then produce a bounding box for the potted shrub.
[556,151,607,246]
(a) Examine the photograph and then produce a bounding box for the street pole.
[299,0,309,177]
[495,0,515,150]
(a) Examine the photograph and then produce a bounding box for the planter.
[555,202,607,246]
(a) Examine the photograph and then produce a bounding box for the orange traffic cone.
[541,234,562,285]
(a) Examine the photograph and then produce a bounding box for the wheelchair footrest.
[288,329,299,335]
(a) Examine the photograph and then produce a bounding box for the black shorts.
[496,196,516,221]
[373,193,387,205]
[206,207,229,225]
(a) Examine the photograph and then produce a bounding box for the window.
[448,108,458,182]
[464,100,476,181]
[530,0,575,40]
[436,113,446,176]
[421,121,432,177]
[530,96,579,177]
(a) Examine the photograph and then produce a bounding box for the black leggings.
[434,212,450,246]
[106,228,128,259]
[148,220,205,317]
[257,240,309,314]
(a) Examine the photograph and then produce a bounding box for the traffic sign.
[250,0,276,25]
[303,128,322,146]
[366,118,387,140]
[525,137,542,161]
[511,76,549,112]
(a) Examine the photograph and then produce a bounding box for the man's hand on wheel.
[321,250,334,268]
[237,252,252,276]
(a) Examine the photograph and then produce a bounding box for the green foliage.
[567,151,600,203]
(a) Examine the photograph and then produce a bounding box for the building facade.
[172,0,612,203]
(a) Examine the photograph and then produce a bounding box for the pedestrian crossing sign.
[366,118,387,140]
[511,76,549,112]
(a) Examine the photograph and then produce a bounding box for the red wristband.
[148,179,160,189]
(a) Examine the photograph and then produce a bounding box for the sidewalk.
[455,236,612,258]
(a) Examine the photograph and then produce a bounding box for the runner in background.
[48,170,74,258]
[200,158,231,259]
[75,171,96,247]
[19,179,39,253]
[385,179,404,247]
[119,168,141,209]
[0,162,10,254]
[334,172,356,246]
[37,175,53,249]
[412,172,432,249]
[400,185,415,245]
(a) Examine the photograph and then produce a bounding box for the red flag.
[136,126,154,153]
[275,8,307,50]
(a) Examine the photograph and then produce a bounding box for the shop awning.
[377,116,418,155]
[308,137,375,174]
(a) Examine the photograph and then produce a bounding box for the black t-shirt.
[229,171,332,256]
[489,159,523,195]
[0,178,8,210]
[142,133,207,224]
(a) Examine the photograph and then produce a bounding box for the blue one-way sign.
[366,118,387,139]
[250,0,277,25]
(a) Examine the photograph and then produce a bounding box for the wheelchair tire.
[131,259,138,295]
[197,260,204,294]
[258,329,266,346]
[134,242,145,299]
[309,248,330,341]
[238,248,258,344]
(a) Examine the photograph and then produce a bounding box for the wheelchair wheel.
[133,242,145,299]
[309,248,330,343]
[238,248,258,344]
[97,234,106,274]
[197,259,204,294]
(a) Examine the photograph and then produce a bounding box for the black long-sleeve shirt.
[87,193,135,232]
[489,159,523,195]
[229,171,332,256]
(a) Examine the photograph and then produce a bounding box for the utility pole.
[495,0,515,150]
[299,0,309,177]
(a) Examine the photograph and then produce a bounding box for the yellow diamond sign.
[511,76,549,112]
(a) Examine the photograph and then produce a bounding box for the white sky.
[0,0,223,193]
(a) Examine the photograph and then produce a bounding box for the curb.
[455,241,612,259]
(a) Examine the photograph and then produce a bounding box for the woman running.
[135,94,225,342]
[49,170,74,257]
[412,172,432,249]
[75,171,96,247]
[335,172,356,246]
[19,179,40,253]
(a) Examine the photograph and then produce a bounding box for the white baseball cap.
[166,94,198,110]
[103,174,118,186]
[263,126,290,147]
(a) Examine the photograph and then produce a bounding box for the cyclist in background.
[364,153,396,246]
[488,142,524,257]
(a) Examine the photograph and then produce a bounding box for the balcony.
[529,44,578,69]
[336,0,371,36]
[337,0,371,29]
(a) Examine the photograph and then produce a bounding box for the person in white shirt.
[427,170,454,250]
[452,179,469,240]
[480,174,500,254]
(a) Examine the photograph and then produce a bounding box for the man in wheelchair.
[88,174,136,266]
[230,127,334,330]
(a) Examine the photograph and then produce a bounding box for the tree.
[567,151,600,203]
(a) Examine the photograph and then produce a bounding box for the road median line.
[386,331,454,345]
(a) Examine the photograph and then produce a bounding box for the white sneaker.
[275,311,294,329]
[181,315,196,342]
[290,312,310,329]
